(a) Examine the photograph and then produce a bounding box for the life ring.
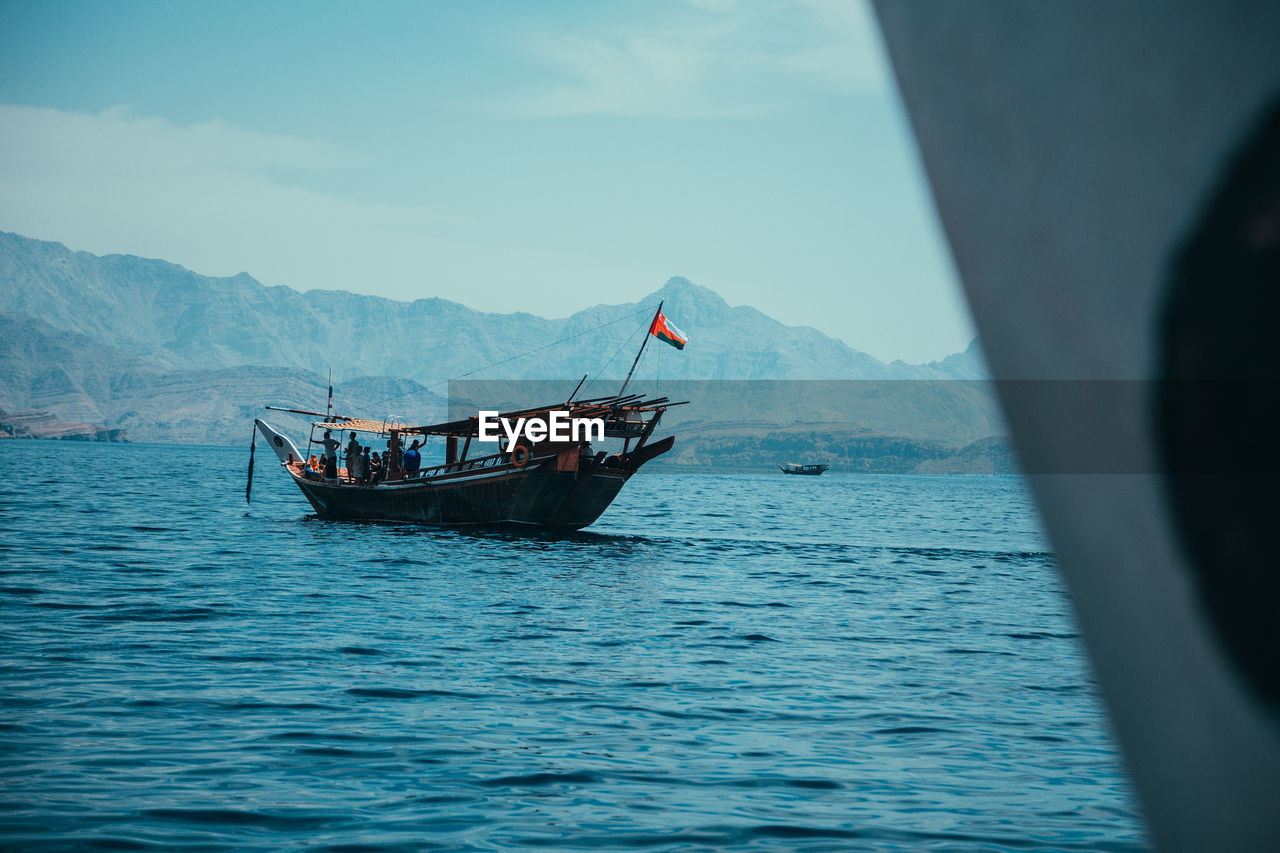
[511,445,531,468]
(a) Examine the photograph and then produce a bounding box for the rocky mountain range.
[0,230,1003,468]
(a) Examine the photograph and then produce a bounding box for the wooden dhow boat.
[246,302,688,530]
[779,461,830,476]
[251,394,678,529]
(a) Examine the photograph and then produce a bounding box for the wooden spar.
[403,392,683,438]
[566,374,588,404]
[630,405,663,456]
[265,405,352,420]
[625,434,674,473]
[618,300,663,398]
[566,393,634,405]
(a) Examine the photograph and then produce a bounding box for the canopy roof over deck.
[311,418,426,435]
[409,393,685,438]
[274,393,685,439]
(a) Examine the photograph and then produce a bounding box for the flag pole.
[618,300,663,398]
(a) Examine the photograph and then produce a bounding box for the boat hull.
[290,463,628,529]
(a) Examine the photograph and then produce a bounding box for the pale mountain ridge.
[0,231,978,384]
[0,312,443,445]
[0,230,995,452]
[925,338,988,380]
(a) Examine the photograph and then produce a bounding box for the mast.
[618,300,662,398]
[326,366,333,421]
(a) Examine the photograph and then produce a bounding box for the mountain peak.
[659,275,725,299]
[644,277,732,322]
[927,337,990,379]
[1,230,978,385]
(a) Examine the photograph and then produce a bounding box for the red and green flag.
[649,310,687,350]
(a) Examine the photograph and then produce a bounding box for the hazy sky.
[0,0,974,363]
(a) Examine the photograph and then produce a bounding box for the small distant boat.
[779,462,830,476]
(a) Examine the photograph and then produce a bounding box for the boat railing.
[297,447,548,486]
[312,449,516,485]
[413,450,510,480]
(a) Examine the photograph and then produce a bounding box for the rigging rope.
[581,322,644,397]
[340,303,657,415]
[422,303,654,392]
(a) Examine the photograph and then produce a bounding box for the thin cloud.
[3,103,354,176]
[504,0,887,119]
[511,32,769,119]
[0,103,469,292]
[777,0,889,89]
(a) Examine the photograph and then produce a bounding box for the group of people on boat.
[296,430,425,485]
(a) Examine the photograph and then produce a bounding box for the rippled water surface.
[1,441,1147,850]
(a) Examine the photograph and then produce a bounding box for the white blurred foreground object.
[874,1,1280,849]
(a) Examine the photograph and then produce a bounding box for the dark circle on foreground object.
[1156,94,1280,716]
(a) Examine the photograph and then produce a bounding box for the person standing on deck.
[345,432,362,481]
[403,439,422,477]
[385,435,401,481]
[320,430,340,472]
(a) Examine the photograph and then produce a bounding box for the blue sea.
[1,441,1148,851]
